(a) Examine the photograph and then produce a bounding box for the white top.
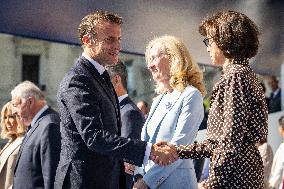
[269,141,284,189]
[118,94,128,103]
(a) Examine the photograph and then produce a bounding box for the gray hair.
[11,81,45,101]
[106,61,128,89]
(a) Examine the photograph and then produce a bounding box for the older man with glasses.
[11,81,61,189]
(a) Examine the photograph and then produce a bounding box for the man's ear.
[82,35,92,48]
[114,75,122,86]
[28,96,35,107]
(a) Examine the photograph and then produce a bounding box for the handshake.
[149,141,179,166]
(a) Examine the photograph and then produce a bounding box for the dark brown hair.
[78,10,122,44]
[199,10,259,60]
[278,115,284,129]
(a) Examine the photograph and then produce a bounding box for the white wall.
[268,111,284,154]
[281,62,284,110]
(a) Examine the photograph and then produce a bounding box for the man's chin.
[21,119,29,126]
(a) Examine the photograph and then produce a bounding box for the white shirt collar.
[273,88,280,97]
[118,94,128,103]
[82,52,105,75]
[31,105,49,127]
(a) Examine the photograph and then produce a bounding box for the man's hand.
[124,162,135,175]
[133,179,148,189]
[150,141,178,166]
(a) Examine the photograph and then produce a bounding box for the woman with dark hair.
[160,10,268,189]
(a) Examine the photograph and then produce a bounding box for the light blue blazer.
[141,86,204,189]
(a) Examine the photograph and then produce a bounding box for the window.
[22,55,40,85]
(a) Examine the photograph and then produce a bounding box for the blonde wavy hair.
[0,101,25,140]
[145,35,206,96]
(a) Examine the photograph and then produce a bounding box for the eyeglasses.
[203,37,213,47]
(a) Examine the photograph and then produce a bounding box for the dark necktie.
[24,125,32,138]
[101,71,113,89]
[101,71,117,100]
[101,71,121,133]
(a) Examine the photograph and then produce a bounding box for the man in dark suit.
[106,62,145,189]
[267,75,282,113]
[11,81,60,189]
[55,10,177,189]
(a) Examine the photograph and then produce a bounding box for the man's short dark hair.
[199,10,259,59]
[78,10,122,44]
[139,100,148,108]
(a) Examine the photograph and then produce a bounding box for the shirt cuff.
[143,142,152,165]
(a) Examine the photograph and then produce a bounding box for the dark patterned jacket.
[177,62,268,189]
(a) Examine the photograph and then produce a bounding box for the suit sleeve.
[204,73,249,188]
[120,109,145,139]
[61,74,147,166]
[40,121,61,189]
[143,90,204,189]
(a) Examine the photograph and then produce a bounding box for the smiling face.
[89,21,121,66]
[147,43,171,84]
[3,108,18,135]
[206,37,226,66]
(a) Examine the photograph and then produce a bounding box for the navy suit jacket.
[13,107,61,189]
[119,96,145,189]
[54,57,147,189]
[268,89,281,113]
[120,96,145,139]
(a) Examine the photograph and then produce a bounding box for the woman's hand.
[150,141,178,166]
[198,181,206,189]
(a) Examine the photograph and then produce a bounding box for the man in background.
[11,81,60,189]
[136,100,150,119]
[106,61,145,189]
[267,75,281,113]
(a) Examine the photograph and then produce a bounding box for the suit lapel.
[14,108,52,173]
[79,57,121,133]
[119,96,131,108]
[0,141,11,155]
[147,90,182,142]
[80,57,117,107]
[0,137,23,172]
[141,94,164,142]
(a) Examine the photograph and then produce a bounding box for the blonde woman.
[0,102,25,189]
[133,35,206,189]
